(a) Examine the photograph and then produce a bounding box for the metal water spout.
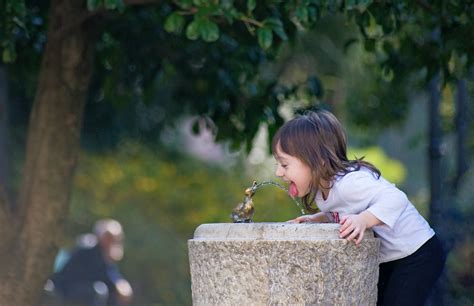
[230,180,305,223]
[230,181,257,223]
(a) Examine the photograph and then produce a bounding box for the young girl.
[272,110,445,306]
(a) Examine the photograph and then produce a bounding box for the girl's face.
[274,143,312,198]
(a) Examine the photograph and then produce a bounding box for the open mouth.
[289,182,298,198]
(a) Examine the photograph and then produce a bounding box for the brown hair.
[271,110,380,213]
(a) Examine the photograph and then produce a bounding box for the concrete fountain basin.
[188,222,380,305]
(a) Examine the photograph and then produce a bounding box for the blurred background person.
[49,219,133,306]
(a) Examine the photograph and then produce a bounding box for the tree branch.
[51,8,105,40]
[452,78,469,192]
[0,66,13,221]
[240,16,264,28]
[123,0,162,5]
[415,0,435,14]
[0,183,12,230]
[52,0,163,40]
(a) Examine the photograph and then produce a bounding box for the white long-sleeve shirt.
[316,168,434,263]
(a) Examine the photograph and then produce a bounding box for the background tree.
[0,1,362,304]
[1,0,473,305]
[345,0,474,255]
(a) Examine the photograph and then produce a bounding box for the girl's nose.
[275,165,283,177]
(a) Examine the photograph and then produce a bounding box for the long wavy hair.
[271,110,380,213]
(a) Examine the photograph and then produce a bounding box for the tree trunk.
[428,73,443,230]
[0,65,12,210]
[452,78,469,192]
[0,1,100,305]
[0,65,11,209]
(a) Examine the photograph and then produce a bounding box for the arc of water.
[250,181,305,215]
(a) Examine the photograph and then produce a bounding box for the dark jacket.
[52,244,124,305]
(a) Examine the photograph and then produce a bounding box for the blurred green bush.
[67,140,304,305]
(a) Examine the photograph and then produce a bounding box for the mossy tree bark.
[0,1,100,305]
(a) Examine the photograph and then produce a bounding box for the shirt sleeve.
[324,212,334,222]
[337,170,408,228]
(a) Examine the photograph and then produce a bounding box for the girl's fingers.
[355,230,365,245]
[290,216,307,223]
[297,216,307,222]
[340,216,348,224]
[339,218,351,233]
[339,226,353,238]
[346,228,359,241]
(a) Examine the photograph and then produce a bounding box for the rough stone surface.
[188,223,380,306]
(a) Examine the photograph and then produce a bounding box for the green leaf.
[193,0,207,6]
[177,0,193,9]
[264,17,283,29]
[247,0,256,12]
[350,0,372,10]
[104,0,119,9]
[296,6,309,23]
[87,0,101,10]
[186,20,201,40]
[195,4,220,17]
[307,76,323,97]
[222,8,238,23]
[115,0,125,12]
[200,20,219,42]
[164,13,186,34]
[257,27,273,49]
[308,6,318,22]
[220,0,234,10]
[364,38,375,52]
[2,47,16,63]
[346,0,357,9]
[8,0,26,16]
[273,26,288,41]
[264,17,287,41]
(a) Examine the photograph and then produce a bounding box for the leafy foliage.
[3,0,381,153]
[346,1,474,127]
[348,146,406,184]
[4,1,474,137]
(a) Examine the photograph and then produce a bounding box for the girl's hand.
[339,214,368,245]
[287,215,316,223]
[287,212,329,223]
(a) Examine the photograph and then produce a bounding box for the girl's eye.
[282,164,288,169]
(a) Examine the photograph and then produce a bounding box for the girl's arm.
[338,211,383,245]
[287,212,330,223]
[337,171,409,244]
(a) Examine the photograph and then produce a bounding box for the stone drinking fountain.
[188,181,380,305]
